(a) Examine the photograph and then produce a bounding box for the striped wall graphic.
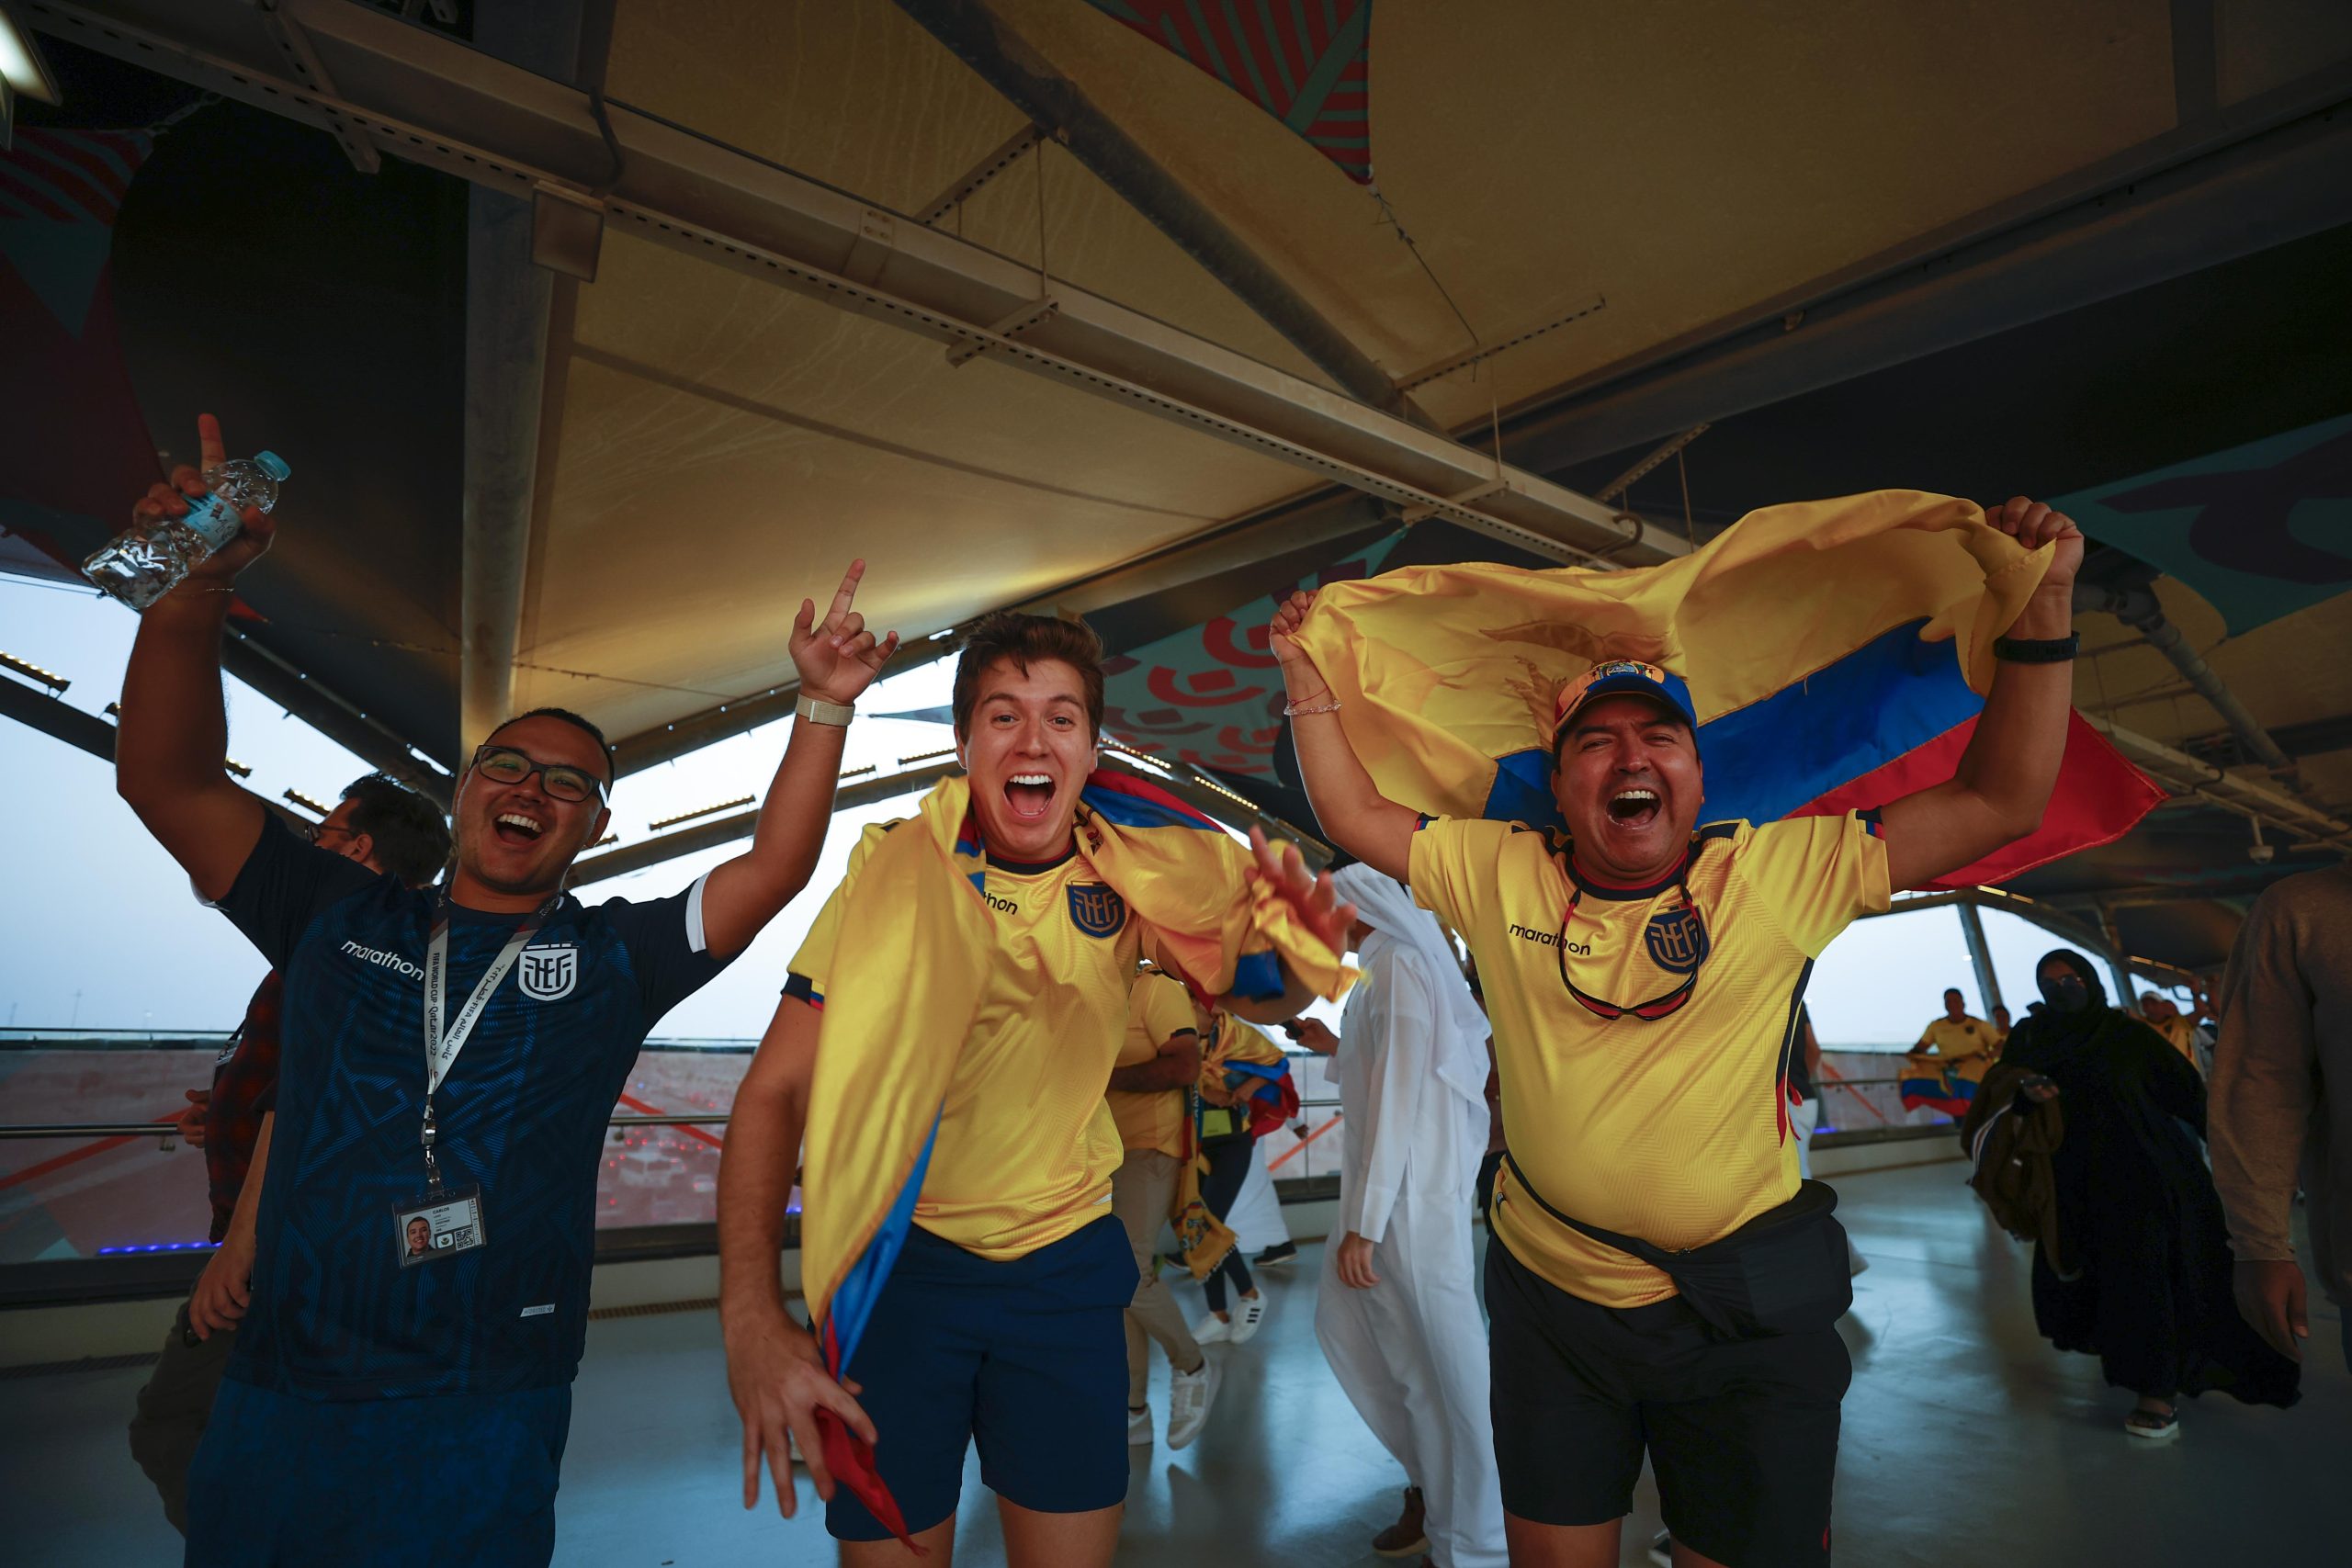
[1084,0,1375,186]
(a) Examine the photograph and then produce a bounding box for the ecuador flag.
[1293,490,2164,890]
[797,771,1350,1544]
[1901,1067,1979,1120]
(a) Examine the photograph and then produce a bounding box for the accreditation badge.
[392,1186,487,1267]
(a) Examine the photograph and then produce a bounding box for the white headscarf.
[1331,863,1491,1111]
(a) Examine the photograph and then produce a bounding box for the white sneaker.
[1127,1404,1153,1446]
[1228,1292,1269,1344]
[1167,1358,1220,1450]
[1192,1313,1231,1345]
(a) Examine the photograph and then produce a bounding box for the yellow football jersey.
[1914,1016,1997,1083]
[1111,969,1199,1159]
[1411,812,1890,1308]
[2151,1013,2199,1067]
[788,827,1160,1259]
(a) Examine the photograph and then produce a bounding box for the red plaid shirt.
[202,971,283,1242]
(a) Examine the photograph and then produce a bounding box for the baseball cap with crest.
[1553,660,1698,735]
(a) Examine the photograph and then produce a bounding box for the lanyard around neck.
[422,892,560,1099]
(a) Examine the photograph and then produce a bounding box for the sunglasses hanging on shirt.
[1554,870,1713,1022]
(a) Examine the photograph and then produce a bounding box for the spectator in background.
[2211,864,2352,1371]
[1315,863,1505,1568]
[1230,1125,1298,1269]
[1103,967,1218,1450]
[2140,993,2203,1071]
[1990,1004,2012,1050]
[1191,1004,1290,1345]
[1997,951,2299,1439]
[1904,987,2000,1119]
[130,773,448,1536]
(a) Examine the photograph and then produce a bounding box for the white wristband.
[796,694,854,727]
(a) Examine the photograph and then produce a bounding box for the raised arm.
[112,414,269,900]
[1879,499,2083,891]
[698,562,899,958]
[1270,590,1417,882]
[718,997,875,1517]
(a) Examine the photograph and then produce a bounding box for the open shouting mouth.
[492,810,546,847]
[1605,786,1662,832]
[1004,772,1057,824]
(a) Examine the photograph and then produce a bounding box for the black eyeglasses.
[1555,877,1712,1021]
[469,744,607,804]
[306,822,356,847]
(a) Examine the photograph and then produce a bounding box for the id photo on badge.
[394,1188,486,1267]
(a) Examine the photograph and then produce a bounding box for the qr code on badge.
[395,1191,486,1267]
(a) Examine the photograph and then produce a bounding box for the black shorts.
[826,1215,1134,1540]
[1486,1235,1849,1567]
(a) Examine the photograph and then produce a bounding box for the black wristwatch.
[1992,633,2080,663]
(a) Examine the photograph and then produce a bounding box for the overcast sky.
[0,575,2177,1046]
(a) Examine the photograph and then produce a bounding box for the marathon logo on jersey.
[1509,922,1589,956]
[518,943,579,1001]
[340,941,424,981]
[1643,908,1710,974]
[1067,882,1127,939]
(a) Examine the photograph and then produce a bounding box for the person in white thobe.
[1227,1134,1293,1255]
[1314,864,1508,1568]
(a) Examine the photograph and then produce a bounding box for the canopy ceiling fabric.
[12,0,2352,957]
[549,0,2323,739]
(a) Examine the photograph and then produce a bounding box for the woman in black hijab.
[1996,950,2300,1437]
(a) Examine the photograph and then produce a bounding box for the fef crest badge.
[518,944,579,1001]
[1068,883,1127,939]
[1643,908,1709,975]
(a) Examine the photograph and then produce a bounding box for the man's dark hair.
[951,612,1105,739]
[1945,987,1965,1000]
[341,774,452,887]
[488,706,615,780]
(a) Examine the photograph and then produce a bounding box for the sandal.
[2124,1405,2180,1442]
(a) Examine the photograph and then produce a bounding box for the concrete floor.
[9,1157,2346,1566]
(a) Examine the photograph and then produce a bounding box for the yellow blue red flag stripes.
[799,771,1350,1544]
[1295,490,2165,890]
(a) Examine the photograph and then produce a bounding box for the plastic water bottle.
[84,451,290,610]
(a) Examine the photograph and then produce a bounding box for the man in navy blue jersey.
[109,414,899,1567]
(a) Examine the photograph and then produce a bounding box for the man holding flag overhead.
[1272,493,2148,1568]
[718,611,1351,1566]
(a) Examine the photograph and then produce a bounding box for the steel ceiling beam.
[889,0,1430,426]
[0,674,114,763]
[219,626,453,806]
[1877,887,2196,987]
[458,1,589,753]
[28,0,1656,573]
[2086,715,2352,855]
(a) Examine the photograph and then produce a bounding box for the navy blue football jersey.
[216,818,729,1400]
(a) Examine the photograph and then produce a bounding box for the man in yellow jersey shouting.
[1270,498,2084,1568]
[718,612,1351,1567]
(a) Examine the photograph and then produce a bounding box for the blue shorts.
[185,1379,571,1567]
[827,1213,1134,1540]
